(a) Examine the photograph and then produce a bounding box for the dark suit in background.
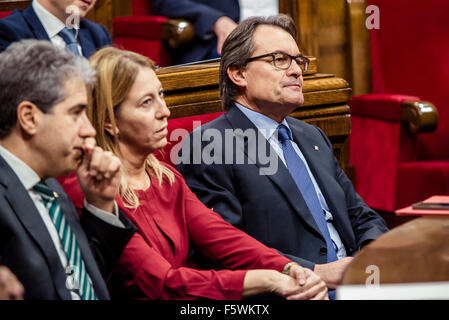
[0,155,136,300]
[0,5,112,57]
[178,106,388,270]
[152,0,240,63]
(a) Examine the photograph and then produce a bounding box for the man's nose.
[80,112,96,138]
[287,58,303,77]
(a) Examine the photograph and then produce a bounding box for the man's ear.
[227,65,247,88]
[104,121,119,136]
[16,101,41,136]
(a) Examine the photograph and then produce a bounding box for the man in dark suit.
[0,0,111,58]
[177,15,388,294]
[0,40,135,300]
[152,0,239,63]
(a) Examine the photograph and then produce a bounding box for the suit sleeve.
[315,126,389,249]
[152,0,225,39]
[181,176,291,272]
[116,172,290,300]
[0,21,19,53]
[116,231,247,300]
[99,23,112,46]
[80,207,136,280]
[178,137,318,270]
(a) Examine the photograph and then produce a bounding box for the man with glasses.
[177,14,388,297]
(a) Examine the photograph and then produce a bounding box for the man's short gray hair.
[219,14,297,111]
[0,40,96,139]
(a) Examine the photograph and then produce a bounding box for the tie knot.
[277,124,292,144]
[58,27,77,44]
[33,181,56,199]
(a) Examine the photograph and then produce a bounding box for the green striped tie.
[34,181,98,300]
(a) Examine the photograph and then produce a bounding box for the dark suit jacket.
[0,155,136,300]
[0,5,112,58]
[152,0,240,63]
[177,106,389,270]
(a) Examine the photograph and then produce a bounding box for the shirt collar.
[32,0,66,39]
[0,145,41,190]
[234,102,291,141]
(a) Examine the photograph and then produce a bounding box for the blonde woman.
[62,47,328,300]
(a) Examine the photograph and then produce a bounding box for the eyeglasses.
[245,51,310,72]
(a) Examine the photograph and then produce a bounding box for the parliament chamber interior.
[0,0,448,301]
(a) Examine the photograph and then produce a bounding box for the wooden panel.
[280,0,351,85]
[0,0,30,11]
[112,0,132,18]
[346,0,372,95]
[342,216,449,284]
[86,0,113,34]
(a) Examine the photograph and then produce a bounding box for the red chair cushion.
[0,11,11,18]
[113,36,172,67]
[155,112,224,165]
[132,0,151,15]
[113,16,167,39]
[368,0,449,160]
[350,94,420,122]
[396,160,449,209]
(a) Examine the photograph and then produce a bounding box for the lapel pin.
[53,192,59,198]
[314,146,319,151]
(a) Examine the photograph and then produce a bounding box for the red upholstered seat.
[349,0,449,211]
[113,0,172,66]
[0,11,11,18]
[155,112,224,165]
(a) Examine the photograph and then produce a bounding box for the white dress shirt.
[235,103,347,260]
[0,145,123,299]
[32,0,83,55]
[239,0,279,22]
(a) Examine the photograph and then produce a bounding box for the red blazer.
[61,163,290,300]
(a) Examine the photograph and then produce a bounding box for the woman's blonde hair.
[88,47,174,209]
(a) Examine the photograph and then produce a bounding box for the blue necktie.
[58,27,80,56]
[277,124,338,263]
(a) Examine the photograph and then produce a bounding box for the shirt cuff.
[83,199,125,228]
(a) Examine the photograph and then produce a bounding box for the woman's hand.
[242,268,328,300]
[284,267,329,300]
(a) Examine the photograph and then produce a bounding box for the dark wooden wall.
[0,0,31,11]
[280,0,371,96]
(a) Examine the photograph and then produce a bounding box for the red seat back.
[368,0,449,160]
[113,1,172,66]
[0,11,11,18]
[132,0,151,15]
[155,112,224,165]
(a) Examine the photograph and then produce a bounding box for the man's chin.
[286,96,304,107]
[74,4,91,17]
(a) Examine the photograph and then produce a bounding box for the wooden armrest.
[161,19,195,49]
[0,0,30,12]
[401,101,438,134]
